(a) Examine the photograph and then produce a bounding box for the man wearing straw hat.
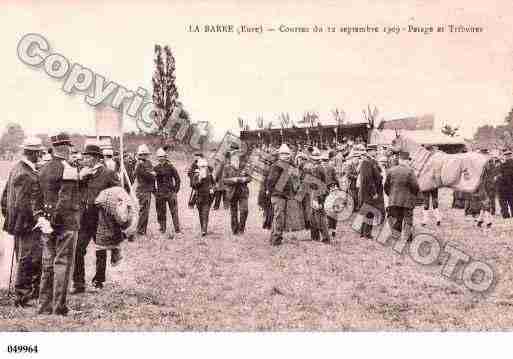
[135,144,156,236]
[103,148,116,172]
[308,148,332,243]
[1,137,43,307]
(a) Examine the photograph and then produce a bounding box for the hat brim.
[52,141,73,147]
[83,151,103,157]
[24,146,43,151]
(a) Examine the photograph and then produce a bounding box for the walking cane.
[188,189,197,209]
[7,241,15,297]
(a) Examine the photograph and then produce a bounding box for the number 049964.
[7,345,38,354]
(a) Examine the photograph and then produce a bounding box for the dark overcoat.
[384,164,420,209]
[1,160,41,235]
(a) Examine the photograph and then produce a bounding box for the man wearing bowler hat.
[71,144,121,294]
[37,132,81,316]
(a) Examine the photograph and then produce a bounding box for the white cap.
[102,149,113,156]
[353,144,367,152]
[310,147,321,159]
[156,148,167,157]
[197,158,208,167]
[278,143,291,155]
[296,152,308,160]
[23,137,43,151]
[137,144,151,155]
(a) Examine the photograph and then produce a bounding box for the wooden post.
[119,107,125,189]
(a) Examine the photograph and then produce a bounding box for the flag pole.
[95,107,100,142]
[119,105,125,189]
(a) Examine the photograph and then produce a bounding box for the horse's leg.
[421,190,430,226]
[477,184,493,227]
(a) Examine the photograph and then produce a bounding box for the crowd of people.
[1,133,140,314]
[2,130,512,317]
[250,140,416,246]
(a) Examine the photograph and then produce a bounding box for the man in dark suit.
[37,132,81,316]
[154,148,181,235]
[309,149,332,243]
[191,158,215,237]
[358,151,385,239]
[322,151,339,240]
[497,150,513,218]
[258,150,278,230]
[223,151,251,235]
[384,151,420,242]
[213,152,230,210]
[135,144,155,236]
[187,152,203,187]
[71,144,120,293]
[1,137,43,307]
[266,144,296,246]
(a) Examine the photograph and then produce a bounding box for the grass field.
[1,159,513,331]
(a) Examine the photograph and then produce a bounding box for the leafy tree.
[152,44,179,135]
[0,122,25,154]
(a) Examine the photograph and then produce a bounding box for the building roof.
[369,129,465,146]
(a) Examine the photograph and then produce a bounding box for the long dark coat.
[1,161,41,235]
[497,159,513,196]
[358,157,385,220]
[384,164,420,209]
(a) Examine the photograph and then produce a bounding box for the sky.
[1,0,512,140]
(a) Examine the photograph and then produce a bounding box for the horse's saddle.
[414,151,488,193]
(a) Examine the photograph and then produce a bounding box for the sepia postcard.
[0,0,512,357]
